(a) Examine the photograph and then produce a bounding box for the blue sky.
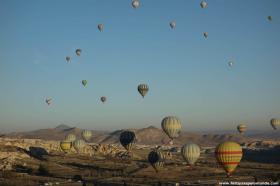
[0,0,280,132]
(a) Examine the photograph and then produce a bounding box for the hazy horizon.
[1,0,280,133]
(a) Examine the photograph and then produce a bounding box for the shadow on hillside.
[28,146,49,161]
[243,146,280,164]
[64,162,126,177]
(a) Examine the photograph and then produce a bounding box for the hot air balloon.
[137,84,149,98]
[148,150,164,172]
[228,61,234,68]
[200,1,207,8]
[76,49,82,56]
[161,116,182,142]
[98,24,104,32]
[65,134,76,142]
[45,98,52,106]
[82,80,87,87]
[66,56,71,63]
[100,96,107,103]
[82,130,92,142]
[270,118,280,130]
[237,124,247,134]
[181,143,201,166]
[132,0,140,9]
[60,140,72,153]
[215,141,242,177]
[203,32,208,38]
[73,139,85,153]
[170,21,176,29]
[268,16,272,21]
[120,130,136,152]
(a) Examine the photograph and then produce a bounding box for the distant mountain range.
[2,124,279,146]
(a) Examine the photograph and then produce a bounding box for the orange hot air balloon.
[215,141,242,177]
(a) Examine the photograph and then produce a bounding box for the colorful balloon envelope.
[161,116,182,140]
[181,143,201,166]
[215,141,242,177]
[132,0,140,9]
[73,139,86,153]
[228,61,234,67]
[148,150,164,172]
[137,84,149,98]
[237,124,247,134]
[66,56,71,63]
[82,130,92,142]
[60,140,72,153]
[76,49,82,56]
[82,80,87,87]
[65,134,76,142]
[203,32,208,38]
[120,130,136,151]
[100,96,107,103]
[45,98,52,106]
[200,1,207,8]
[270,118,280,130]
[98,24,104,32]
[170,21,176,29]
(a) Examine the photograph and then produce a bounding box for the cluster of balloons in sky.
[49,0,278,177]
[58,116,247,177]
[45,0,274,107]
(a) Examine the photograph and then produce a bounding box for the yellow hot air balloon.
[215,141,242,177]
[270,118,280,130]
[161,116,182,142]
[60,140,72,153]
[82,130,92,142]
[237,124,247,134]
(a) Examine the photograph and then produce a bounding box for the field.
[1,146,279,186]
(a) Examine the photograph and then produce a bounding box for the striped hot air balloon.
[73,139,85,153]
[120,130,136,152]
[270,118,280,130]
[82,130,92,142]
[181,143,201,166]
[60,140,72,153]
[148,150,164,172]
[65,134,76,142]
[215,141,243,177]
[161,116,182,141]
[237,124,247,134]
[137,84,149,98]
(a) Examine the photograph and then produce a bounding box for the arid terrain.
[0,125,279,186]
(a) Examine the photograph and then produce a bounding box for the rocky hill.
[2,125,268,146]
